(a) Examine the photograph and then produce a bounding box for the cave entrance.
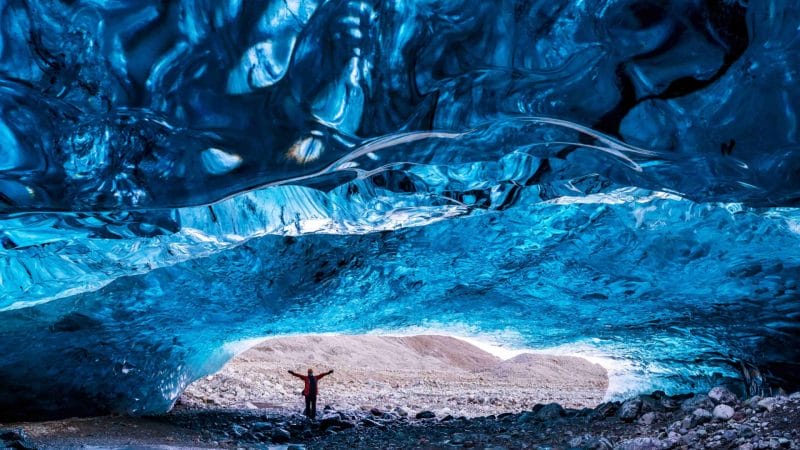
[180,334,609,417]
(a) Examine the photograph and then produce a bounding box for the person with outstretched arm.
[288,368,333,419]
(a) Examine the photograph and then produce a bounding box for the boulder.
[592,402,620,420]
[712,404,735,421]
[536,403,566,421]
[638,412,657,426]
[708,386,738,405]
[619,398,642,422]
[692,408,712,424]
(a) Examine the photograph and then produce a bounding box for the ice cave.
[1,0,799,420]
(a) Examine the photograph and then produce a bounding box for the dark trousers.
[303,395,317,418]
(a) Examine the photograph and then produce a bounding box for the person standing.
[288,368,333,419]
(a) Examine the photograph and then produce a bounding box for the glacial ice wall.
[1,0,800,419]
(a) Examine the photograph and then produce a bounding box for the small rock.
[536,403,565,420]
[271,428,291,444]
[370,407,384,416]
[319,417,355,431]
[713,404,735,421]
[250,421,272,432]
[638,412,657,426]
[516,411,536,423]
[709,386,738,405]
[592,402,620,419]
[693,408,713,424]
[660,397,681,411]
[721,429,737,441]
[415,411,436,420]
[393,406,408,417]
[451,433,467,444]
[619,398,643,422]
[614,437,664,450]
[757,397,777,412]
[681,394,714,413]
[570,434,612,450]
[230,424,247,438]
[745,396,763,408]
[360,418,384,428]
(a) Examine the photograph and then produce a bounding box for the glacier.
[1,0,800,420]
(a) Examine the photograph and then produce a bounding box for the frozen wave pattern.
[1,0,800,419]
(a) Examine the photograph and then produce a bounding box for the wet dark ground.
[3,389,800,449]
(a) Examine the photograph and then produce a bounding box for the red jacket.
[289,371,332,397]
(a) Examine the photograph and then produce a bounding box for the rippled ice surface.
[1,0,800,419]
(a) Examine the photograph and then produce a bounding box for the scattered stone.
[713,404,735,421]
[0,429,27,442]
[638,412,657,426]
[271,428,291,443]
[393,406,408,417]
[619,398,643,422]
[451,433,467,444]
[536,403,565,420]
[319,417,355,431]
[42,386,800,449]
[720,429,737,442]
[516,411,536,423]
[692,408,713,424]
[0,428,35,450]
[709,386,738,405]
[681,394,714,413]
[360,418,384,428]
[415,411,436,420]
[569,433,613,450]
[230,424,248,437]
[739,426,756,438]
[614,437,665,450]
[592,401,620,420]
[250,421,272,432]
[757,397,778,413]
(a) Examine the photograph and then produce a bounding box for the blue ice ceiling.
[1,0,800,419]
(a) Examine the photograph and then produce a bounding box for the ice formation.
[1,0,799,419]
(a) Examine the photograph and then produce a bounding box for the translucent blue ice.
[1,0,799,419]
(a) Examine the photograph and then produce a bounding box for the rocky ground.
[2,336,799,449]
[3,387,800,449]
